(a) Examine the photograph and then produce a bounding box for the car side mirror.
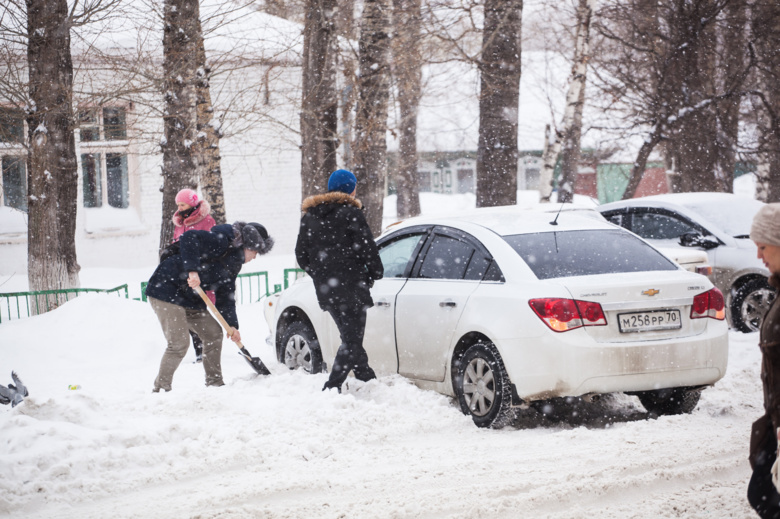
[679,232,719,250]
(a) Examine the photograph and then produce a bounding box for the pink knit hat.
[175,189,199,207]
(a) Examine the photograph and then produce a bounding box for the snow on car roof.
[384,205,615,237]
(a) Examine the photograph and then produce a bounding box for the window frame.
[409,225,501,282]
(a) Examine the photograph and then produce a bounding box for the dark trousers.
[189,330,203,356]
[749,432,780,518]
[324,303,376,388]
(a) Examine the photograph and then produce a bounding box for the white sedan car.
[266,208,729,428]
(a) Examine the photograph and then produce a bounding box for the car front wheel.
[455,342,514,428]
[731,277,775,333]
[635,387,701,416]
[278,321,323,374]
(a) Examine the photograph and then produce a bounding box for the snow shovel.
[193,286,271,376]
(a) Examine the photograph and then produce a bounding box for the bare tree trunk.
[621,126,664,199]
[752,0,780,203]
[193,11,227,224]
[714,0,747,193]
[26,0,81,309]
[391,0,422,219]
[301,0,339,199]
[557,0,595,204]
[353,0,391,235]
[476,0,522,208]
[336,0,357,171]
[159,0,199,251]
[539,125,560,202]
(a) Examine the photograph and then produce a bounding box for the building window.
[78,106,130,209]
[0,108,24,144]
[0,108,26,211]
[80,152,128,209]
[2,156,27,211]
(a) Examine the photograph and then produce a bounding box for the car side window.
[464,252,491,281]
[630,212,698,240]
[379,233,425,278]
[418,234,475,280]
[604,213,623,227]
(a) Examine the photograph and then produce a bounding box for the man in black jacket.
[295,169,384,392]
[147,221,273,391]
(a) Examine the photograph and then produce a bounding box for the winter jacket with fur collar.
[295,191,383,311]
[172,200,216,241]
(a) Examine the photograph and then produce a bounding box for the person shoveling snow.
[0,371,28,407]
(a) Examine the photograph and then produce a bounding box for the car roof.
[383,205,616,237]
[598,192,753,212]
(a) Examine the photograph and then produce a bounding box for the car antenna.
[550,201,565,226]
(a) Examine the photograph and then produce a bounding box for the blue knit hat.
[327,169,357,194]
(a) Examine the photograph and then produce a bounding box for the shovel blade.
[238,348,271,376]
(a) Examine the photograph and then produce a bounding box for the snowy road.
[0,295,760,518]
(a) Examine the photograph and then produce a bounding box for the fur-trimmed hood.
[173,200,212,227]
[301,191,362,213]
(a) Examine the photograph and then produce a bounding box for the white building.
[0,7,305,273]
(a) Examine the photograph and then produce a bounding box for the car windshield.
[682,198,764,238]
[504,229,678,280]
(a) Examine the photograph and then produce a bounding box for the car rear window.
[503,229,678,280]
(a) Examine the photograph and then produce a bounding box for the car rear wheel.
[731,277,775,333]
[635,387,701,416]
[456,342,514,428]
[279,321,323,374]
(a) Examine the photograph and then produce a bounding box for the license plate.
[618,309,682,333]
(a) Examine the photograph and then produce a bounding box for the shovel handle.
[193,285,244,348]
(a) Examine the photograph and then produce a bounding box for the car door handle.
[376,301,391,307]
[439,300,457,308]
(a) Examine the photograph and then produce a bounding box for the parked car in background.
[266,208,729,428]
[599,193,772,332]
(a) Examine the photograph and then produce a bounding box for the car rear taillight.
[690,287,725,320]
[529,298,607,333]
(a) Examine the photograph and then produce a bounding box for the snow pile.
[0,290,763,518]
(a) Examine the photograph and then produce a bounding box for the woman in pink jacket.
[172,188,216,362]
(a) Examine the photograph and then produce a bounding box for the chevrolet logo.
[642,289,660,297]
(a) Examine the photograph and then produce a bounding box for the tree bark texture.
[557,0,595,204]
[26,0,81,309]
[159,0,200,251]
[713,0,747,193]
[665,1,720,193]
[300,0,339,199]
[193,11,227,225]
[476,0,522,208]
[353,0,391,235]
[336,0,357,170]
[539,124,560,202]
[391,0,422,219]
[752,0,780,203]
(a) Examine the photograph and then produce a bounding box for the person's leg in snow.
[186,308,224,387]
[189,330,203,362]
[323,304,375,391]
[748,435,780,518]
[149,297,191,392]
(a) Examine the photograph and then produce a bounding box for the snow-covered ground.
[0,292,762,518]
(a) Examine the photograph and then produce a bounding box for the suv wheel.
[455,342,514,428]
[279,321,323,374]
[731,277,775,333]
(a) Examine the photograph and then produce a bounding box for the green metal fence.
[0,285,129,323]
[283,268,306,290]
[139,271,272,304]
[1,268,305,324]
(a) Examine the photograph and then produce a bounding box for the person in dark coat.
[295,169,384,392]
[147,221,274,392]
[747,203,780,518]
